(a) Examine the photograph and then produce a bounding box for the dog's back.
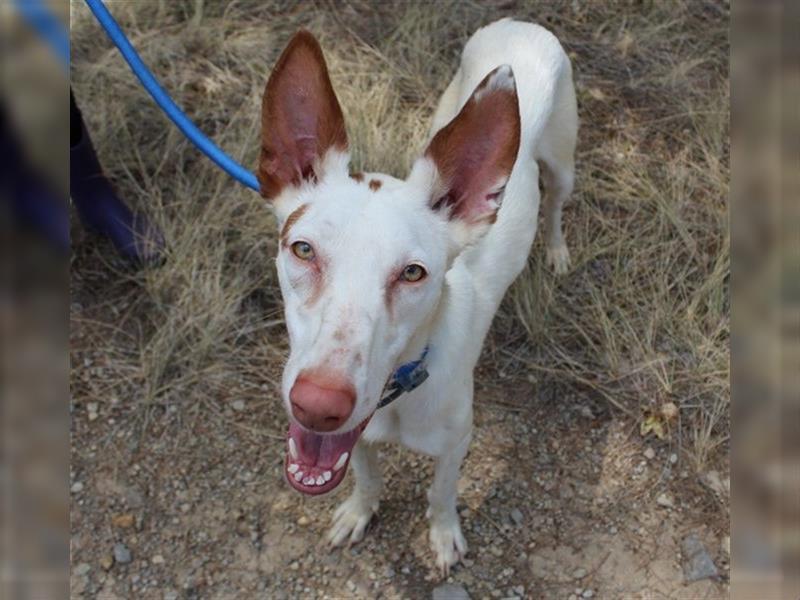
[432,18,578,324]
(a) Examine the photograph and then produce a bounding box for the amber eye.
[291,241,315,261]
[401,263,427,282]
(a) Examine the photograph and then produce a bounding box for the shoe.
[70,113,164,264]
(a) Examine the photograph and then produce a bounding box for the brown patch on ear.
[425,66,520,224]
[258,30,348,199]
[349,172,364,182]
[368,179,382,191]
[280,203,309,243]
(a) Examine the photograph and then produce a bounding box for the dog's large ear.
[258,31,348,200]
[410,65,520,248]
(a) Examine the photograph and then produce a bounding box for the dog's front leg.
[327,439,382,547]
[427,429,471,576]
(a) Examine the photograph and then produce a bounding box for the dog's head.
[258,31,520,494]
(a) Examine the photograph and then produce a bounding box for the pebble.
[297,515,310,526]
[232,400,246,412]
[681,533,719,582]
[432,583,471,600]
[572,567,587,579]
[509,508,524,526]
[99,555,114,571]
[163,591,179,600]
[346,580,356,592]
[113,543,132,564]
[656,493,675,508]
[71,482,84,493]
[74,563,91,576]
[111,514,135,529]
[643,447,655,460]
[583,590,595,598]
[151,554,165,565]
[669,453,678,464]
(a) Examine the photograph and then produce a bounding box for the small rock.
[88,411,99,422]
[572,567,587,580]
[71,482,84,494]
[151,554,165,565]
[74,563,91,576]
[643,447,655,460]
[346,580,356,592]
[232,400,246,412]
[681,533,719,582]
[180,503,191,513]
[490,545,503,557]
[111,513,135,529]
[509,508,524,526]
[87,402,98,414]
[432,582,470,600]
[656,492,675,508]
[297,515,310,526]
[702,470,729,499]
[582,590,595,598]
[661,401,679,421]
[113,543,132,565]
[99,555,114,571]
[579,406,594,419]
[163,591,179,600]
[669,453,678,465]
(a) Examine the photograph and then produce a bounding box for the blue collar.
[378,346,430,409]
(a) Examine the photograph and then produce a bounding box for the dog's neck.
[393,278,450,368]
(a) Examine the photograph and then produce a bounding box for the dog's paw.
[429,520,467,577]
[546,243,571,275]
[327,494,377,548]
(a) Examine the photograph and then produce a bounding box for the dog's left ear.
[410,65,520,248]
[258,30,348,200]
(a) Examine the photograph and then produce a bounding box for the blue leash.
[13,0,70,71]
[83,0,261,192]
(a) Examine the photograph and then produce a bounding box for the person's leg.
[70,90,163,263]
[0,102,69,251]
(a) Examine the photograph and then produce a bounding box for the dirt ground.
[69,347,728,598]
[68,1,730,598]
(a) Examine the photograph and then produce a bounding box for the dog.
[256,18,577,574]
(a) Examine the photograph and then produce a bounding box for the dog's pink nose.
[290,375,355,432]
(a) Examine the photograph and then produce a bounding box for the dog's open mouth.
[284,416,371,495]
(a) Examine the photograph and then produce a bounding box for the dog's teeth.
[294,471,303,482]
[287,463,299,474]
[333,452,349,472]
[302,476,315,486]
[316,476,325,485]
[288,438,298,460]
[323,470,332,482]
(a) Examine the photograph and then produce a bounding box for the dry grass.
[70,1,729,472]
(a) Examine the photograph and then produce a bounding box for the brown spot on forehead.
[368,179,382,191]
[280,203,309,243]
[349,172,364,182]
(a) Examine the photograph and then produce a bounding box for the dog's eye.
[401,264,427,282]
[291,241,315,261]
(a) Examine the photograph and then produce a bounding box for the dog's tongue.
[288,422,360,467]
[285,420,366,495]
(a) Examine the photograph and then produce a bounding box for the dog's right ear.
[258,31,348,201]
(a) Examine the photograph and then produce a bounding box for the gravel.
[432,583,471,600]
[681,534,719,583]
[113,542,132,565]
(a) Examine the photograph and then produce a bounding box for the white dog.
[256,18,577,574]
